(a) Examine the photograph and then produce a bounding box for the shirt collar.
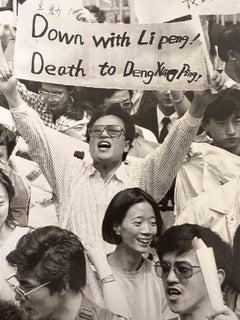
[209,177,240,214]
[221,70,240,90]
[156,107,178,125]
[86,162,128,182]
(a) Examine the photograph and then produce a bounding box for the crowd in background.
[0,1,240,320]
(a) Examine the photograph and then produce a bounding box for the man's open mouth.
[98,141,111,150]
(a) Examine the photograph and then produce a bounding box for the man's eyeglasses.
[118,100,133,111]
[39,89,65,101]
[155,261,201,279]
[106,100,133,112]
[6,275,50,300]
[88,125,125,138]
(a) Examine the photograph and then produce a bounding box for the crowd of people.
[0,2,240,320]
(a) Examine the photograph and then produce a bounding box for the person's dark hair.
[0,124,16,159]
[0,299,29,320]
[84,5,106,23]
[228,226,240,291]
[86,103,135,161]
[157,224,232,288]
[102,187,163,246]
[7,226,86,294]
[218,26,240,62]
[79,88,134,111]
[0,167,15,227]
[202,89,240,124]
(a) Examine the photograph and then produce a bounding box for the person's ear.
[217,269,225,286]
[228,49,237,61]
[60,277,70,295]
[113,223,121,235]
[124,140,131,153]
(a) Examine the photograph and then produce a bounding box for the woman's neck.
[108,244,143,272]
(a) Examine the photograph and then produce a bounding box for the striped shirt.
[11,103,201,249]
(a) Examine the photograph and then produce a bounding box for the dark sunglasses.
[88,125,125,139]
[155,261,200,279]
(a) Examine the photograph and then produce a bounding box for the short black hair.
[218,26,240,62]
[7,226,86,294]
[157,224,232,288]
[84,5,106,23]
[80,88,133,110]
[202,89,240,123]
[86,103,135,161]
[0,124,16,158]
[102,187,163,246]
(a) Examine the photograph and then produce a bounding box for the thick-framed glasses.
[155,261,201,279]
[39,89,65,101]
[88,125,125,139]
[6,275,50,300]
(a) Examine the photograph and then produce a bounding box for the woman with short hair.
[101,187,174,320]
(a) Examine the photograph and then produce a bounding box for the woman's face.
[0,181,9,228]
[116,201,157,253]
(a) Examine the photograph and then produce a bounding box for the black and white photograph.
[0,0,239,319]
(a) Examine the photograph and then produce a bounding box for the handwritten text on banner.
[15,10,208,90]
[134,0,240,23]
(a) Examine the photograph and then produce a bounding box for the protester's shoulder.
[78,294,117,320]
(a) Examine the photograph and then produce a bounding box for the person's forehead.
[41,83,67,92]
[211,112,240,122]
[107,90,130,101]
[93,115,125,127]
[124,202,155,220]
[162,249,198,264]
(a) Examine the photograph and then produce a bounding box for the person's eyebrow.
[16,277,31,286]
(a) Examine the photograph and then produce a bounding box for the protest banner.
[133,0,240,23]
[14,7,208,90]
[20,0,83,17]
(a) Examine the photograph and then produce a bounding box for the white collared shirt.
[156,107,178,137]
[176,176,240,245]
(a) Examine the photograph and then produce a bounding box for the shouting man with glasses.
[0,46,227,250]
[156,224,236,320]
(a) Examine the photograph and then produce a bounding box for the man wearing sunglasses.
[156,224,236,320]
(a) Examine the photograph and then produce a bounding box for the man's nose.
[166,266,179,283]
[226,122,236,135]
[99,127,110,137]
[15,291,25,302]
[140,221,153,234]
[163,90,172,97]
[46,94,55,102]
